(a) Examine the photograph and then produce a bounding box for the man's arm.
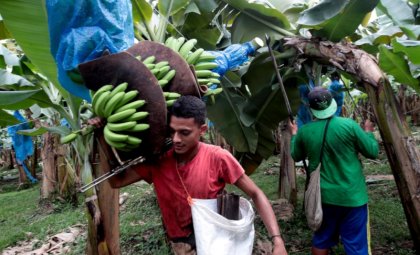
[108,165,144,188]
[234,174,288,255]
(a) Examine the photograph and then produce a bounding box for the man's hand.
[288,120,298,135]
[87,117,105,128]
[272,236,288,255]
[363,119,374,132]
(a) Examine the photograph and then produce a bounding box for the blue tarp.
[46,0,134,101]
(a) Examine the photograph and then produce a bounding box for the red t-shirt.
[134,142,245,239]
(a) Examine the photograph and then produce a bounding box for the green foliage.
[378,45,420,92]
[298,0,379,42]
[0,0,65,95]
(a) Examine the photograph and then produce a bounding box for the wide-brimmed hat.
[308,87,337,119]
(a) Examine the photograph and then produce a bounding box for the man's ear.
[200,124,208,135]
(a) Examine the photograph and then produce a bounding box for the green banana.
[104,134,127,149]
[209,78,220,84]
[213,88,223,95]
[158,80,168,87]
[114,90,139,109]
[135,55,142,61]
[115,100,146,113]
[127,123,150,132]
[164,37,174,46]
[126,136,142,145]
[93,91,111,117]
[211,72,220,78]
[194,62,218,70]
[107,121,137,132]
[150,68,159,75]
[91,85,114,104]
[165,37,176,49]
[172,37,186,52]
[124,111,149,121]
[109,82,128,98]
[60,133,78,144]
[155,61,169,69]
[145,63,155,69]
[166,99,176,107]
[197,78,210,84]
[195,70,213,78]
[157,66,171,79]
[107,108,137,123]
[162,69,176,81]
[104,125,128,142]
[143,56,156,64]
[166,92,181,100]
[186,48,204,64]
[197,53,216,62]
[103,91,125,117]
[205,87,223,96]
[179,39,197,58]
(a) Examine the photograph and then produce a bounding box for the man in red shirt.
[106,95,287,255]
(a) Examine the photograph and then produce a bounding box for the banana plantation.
[1,0,420,254]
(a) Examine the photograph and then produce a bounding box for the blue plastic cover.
[7,111,37,183]
[328,80,345,116]
[208,42,256,76]
[46,0,134,101]
[297,84,313,128]
[297,81,344,127]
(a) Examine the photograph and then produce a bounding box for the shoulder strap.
[319,118,331,162]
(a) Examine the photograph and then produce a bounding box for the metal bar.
[79,155,146,193]
[79,139,174,193]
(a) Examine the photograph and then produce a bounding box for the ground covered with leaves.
[0,151,416,254]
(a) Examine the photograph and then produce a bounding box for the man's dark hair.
[171,95,206,125]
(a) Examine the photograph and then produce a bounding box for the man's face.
[169,116,207,155]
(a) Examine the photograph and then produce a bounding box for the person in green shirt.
[289,87,379,255]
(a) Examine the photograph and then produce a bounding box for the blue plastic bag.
[46,0,134,101]
[7,111,37,183]
[328,80,345,116]
[208,41,257,76]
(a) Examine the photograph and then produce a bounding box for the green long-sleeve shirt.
[291,117,379,207]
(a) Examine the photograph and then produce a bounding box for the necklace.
[175,158,193,205]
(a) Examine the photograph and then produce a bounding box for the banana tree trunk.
[278,120,297,206]
[83,131,120,255]
[40,131,57,199]
[285,37,420,251]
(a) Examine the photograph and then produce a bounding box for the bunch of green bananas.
[91,82,150,151]
[136,55,176,88]
[164,36,223,95]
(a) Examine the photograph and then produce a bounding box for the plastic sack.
[191,197,255,255]
[46,0,134,101]
[304,164,323,231]
[208,41,257,76]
